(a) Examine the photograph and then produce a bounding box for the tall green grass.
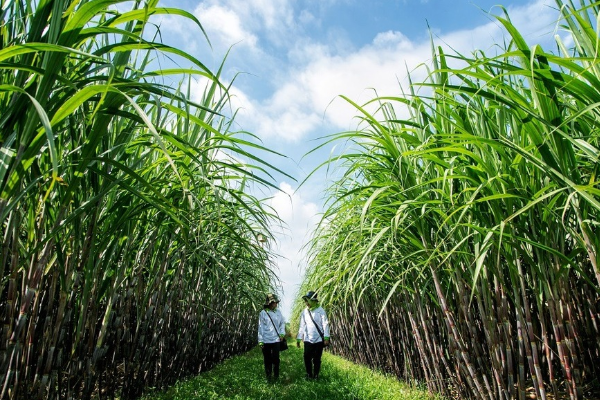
[0,0,289,399]
[299,1,600,399]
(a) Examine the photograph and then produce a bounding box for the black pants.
[261,342,280,378]
[303,341,324,378]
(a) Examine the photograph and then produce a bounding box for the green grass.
[140,341,439,400]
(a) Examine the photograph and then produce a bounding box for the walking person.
[296,291,330,380]
[258,293,286,381]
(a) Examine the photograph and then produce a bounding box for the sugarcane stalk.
[548,297,575,399]
[407,306,434,386]
[429,264,488,399]
[516,256,547,400]
[476,278,507,400]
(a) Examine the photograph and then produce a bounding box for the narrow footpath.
[140,340,440,400]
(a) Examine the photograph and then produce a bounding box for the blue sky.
[155,0,560,317]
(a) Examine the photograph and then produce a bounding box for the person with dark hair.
[296,291,330,380]
[258,293,286,381]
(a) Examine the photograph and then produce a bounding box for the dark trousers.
[303,341,324,378]
[261,342,280,378]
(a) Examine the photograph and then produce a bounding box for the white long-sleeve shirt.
[258,309,285,344]
[297,306,330,343]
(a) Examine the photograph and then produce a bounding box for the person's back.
[258,293,285,381]
[296,291,330,379]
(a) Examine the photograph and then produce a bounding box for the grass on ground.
[140,340,440,400]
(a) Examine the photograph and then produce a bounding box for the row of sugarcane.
[0,0,286,399]
[297,1,600,399]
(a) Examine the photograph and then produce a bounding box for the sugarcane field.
[1,0,599,399]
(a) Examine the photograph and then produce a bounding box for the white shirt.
[258,309,285,344]
[297,306,330,343]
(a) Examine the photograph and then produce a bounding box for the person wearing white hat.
[258,293,286,381]
[296,291,330,379]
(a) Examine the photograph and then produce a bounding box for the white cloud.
[232,33,429,141]
[192,0,296,52]
[268,182,320,319]
[194,3,259,50]
[298,9,317,25]
[231,0,558,143]
[158,0,558,145]
[372,30,412,48]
